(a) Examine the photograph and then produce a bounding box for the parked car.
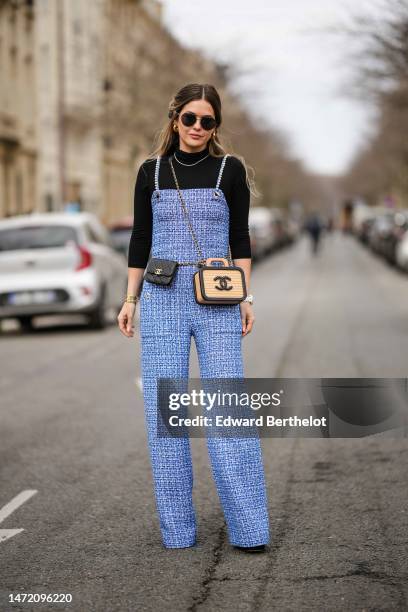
[269,208,289,250]
[367,212,395,255]
[108,216,134,259]
[286,217,301,243]
[0,212,128,331]
[382,210,408,265]
[352,201,374,238]
[395,227,408,272]
[358,217,376,244]
[353,204,387,246]
[249,207,275,261]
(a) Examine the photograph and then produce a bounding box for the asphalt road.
[1,232,407,612]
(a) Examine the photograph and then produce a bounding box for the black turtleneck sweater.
[127,144,251,268]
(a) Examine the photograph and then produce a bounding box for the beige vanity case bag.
[193,257,247,305]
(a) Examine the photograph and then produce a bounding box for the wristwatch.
[243,294,253,304]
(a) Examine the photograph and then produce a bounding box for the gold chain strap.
[169,157,233,267]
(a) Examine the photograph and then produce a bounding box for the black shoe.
[233,544,266,553]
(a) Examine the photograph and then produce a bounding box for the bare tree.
[338,0,408,204]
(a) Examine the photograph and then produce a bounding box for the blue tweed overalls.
[139,154,270,548]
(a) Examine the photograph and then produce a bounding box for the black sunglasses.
[179,111,217,131]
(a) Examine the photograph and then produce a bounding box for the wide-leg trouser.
[139,274,270,548]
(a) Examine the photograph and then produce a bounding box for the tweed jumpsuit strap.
[215,154,229,195]
[154,155,161,192]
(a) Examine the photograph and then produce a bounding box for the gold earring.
[173,123,178,132]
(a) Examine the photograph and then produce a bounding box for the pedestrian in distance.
[117,83,270,553]
[304,211,324,255]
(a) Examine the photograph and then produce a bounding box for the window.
[0,225,79,251]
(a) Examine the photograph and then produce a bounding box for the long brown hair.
[147,83,259,197]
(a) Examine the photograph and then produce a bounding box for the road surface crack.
[187,524,226,612]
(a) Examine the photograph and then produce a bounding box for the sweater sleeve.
[127,162,152,268]
[228,157,252,259]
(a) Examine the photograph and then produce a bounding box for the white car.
[0,212,129,330]
[249,207,277,260]
[396,229,408,272]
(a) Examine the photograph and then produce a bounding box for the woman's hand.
[240,302,255,336]
[117,302,136,337]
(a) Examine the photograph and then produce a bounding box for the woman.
[117,83,270,552]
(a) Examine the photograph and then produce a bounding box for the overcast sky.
[160,0,383,175]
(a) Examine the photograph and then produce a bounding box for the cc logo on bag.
[214,275,233,291]
[155,268,162,274]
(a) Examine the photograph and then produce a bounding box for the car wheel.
[18,316,35,332]
[87,285,107,330]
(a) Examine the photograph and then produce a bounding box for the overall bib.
[139,154,270,548]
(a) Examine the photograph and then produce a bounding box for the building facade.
[0,0,37,218]
[0,0,162,223]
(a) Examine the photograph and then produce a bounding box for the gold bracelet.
[125,295,138,304]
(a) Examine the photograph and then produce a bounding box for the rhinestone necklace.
[173,151,210,166]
